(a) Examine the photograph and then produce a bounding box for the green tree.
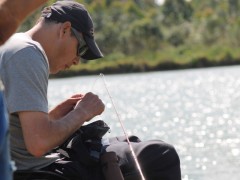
[228,0,239,16]
[162,0,193,25]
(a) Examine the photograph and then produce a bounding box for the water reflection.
[49,66,240,180]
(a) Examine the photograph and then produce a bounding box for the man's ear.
[59,21,72,37]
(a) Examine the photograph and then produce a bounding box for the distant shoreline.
[51,57,240,78]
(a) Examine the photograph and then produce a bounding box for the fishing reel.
[80,120,110,140]
[79,120,111,162]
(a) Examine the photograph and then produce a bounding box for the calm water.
[48,66,240,180]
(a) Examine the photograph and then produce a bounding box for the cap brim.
[81,36,103,60]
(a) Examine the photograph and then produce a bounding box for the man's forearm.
[0,0,47,45]
[19,110,88,157]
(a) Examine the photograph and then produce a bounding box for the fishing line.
[89,74,101,92]
[99,73,146,180]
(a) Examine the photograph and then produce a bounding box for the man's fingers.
[74,92,105,120]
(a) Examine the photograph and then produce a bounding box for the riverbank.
[51,44,240,78]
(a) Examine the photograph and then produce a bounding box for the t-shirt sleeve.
[2,47,49,113]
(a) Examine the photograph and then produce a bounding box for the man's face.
[49,25,81,74]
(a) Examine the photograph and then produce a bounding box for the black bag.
[104,136,181,180]
[56,120,181,180]
[57,120,110,167]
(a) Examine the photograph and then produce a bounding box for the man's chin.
[50,70,60,75]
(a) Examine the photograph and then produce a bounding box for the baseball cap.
[41,0,103,60]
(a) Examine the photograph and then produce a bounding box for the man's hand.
[49,94,84,120]
[74,92,105,122]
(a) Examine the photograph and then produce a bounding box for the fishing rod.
[99,73,146,180]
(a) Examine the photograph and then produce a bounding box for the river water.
[48,66,240,180]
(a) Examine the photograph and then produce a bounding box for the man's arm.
[0,0,47,45]
[19,92,105,157]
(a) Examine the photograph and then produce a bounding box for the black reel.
[80,120,110,140]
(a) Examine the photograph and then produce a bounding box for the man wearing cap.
[1,1,182,180]
[0,0,105,179]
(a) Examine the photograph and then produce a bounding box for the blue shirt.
[0,89,12,180]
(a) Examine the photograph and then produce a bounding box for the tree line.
[19,0,240,77]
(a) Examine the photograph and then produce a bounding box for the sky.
[155,0,192,5]
[155,0,165,5]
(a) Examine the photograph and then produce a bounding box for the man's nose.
[73,57,80,65]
